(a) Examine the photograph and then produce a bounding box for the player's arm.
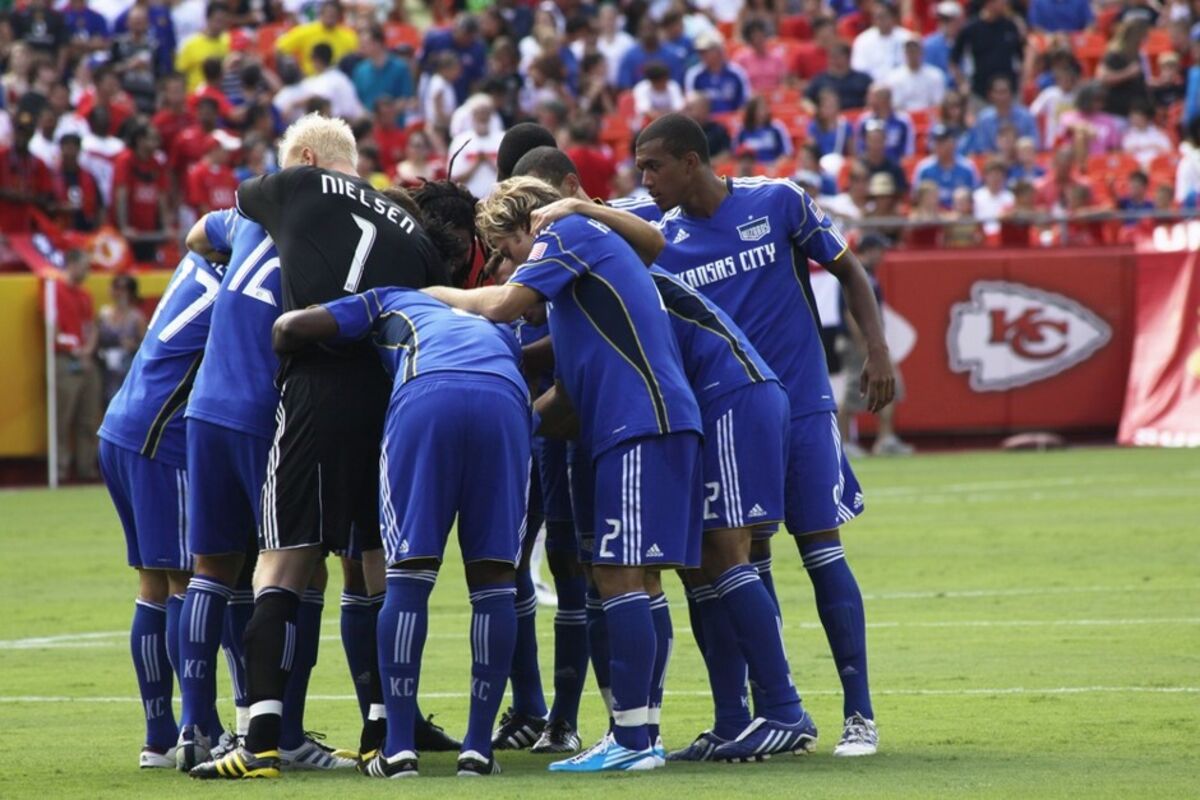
[823,250,895,413]
[185,213,230,265]
[530,197,665,265]
[422,284,541,323]
[532,381,580,440]
[522,335,555,379]
[272,307,339,353]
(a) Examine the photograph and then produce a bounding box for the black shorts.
[259,356,389,554]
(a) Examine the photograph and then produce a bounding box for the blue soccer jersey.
[607,194,664,223]
[99,253,224,468]
[509,213,701,456]
[323,287,527,399]
[649,264,778,408]
[655,177,848,417]
[185,208,282,440]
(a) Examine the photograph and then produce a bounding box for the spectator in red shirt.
[52,133,105,231]
[563,114,616,199]
[169,96,221,187]
[188,55,237,122]
[186,134,240,215]
[76,64,136,136]
[48,249,102,482]
[1035,146,1094,211]
[151,73,196,154]
[113,123,171,263]
[792,17,836,81]
[0,113,54,232]
[372,95,409,173]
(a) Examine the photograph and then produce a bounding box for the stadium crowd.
[1,0,1198,264]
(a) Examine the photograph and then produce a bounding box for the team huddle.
[99,110,895,778]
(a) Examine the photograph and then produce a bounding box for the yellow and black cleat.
[356,748,378,775]
[189,746,282,780]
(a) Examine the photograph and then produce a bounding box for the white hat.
[935,1,963,18]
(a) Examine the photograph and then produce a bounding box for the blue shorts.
[187,420,268,557]
[100,440,191,571]
[592,433,703,569]
[784,410,865,536]
[567,441,595,562]
[701,382,789,533]
[536,436,577,552]
[380,374,531,566]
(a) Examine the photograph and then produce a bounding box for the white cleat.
[832,713,878,757]
[139,746,176,769]
[280,736,358,770]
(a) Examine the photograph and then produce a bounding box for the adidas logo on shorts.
[673,229,690,244]
[398,540,410,555]
[747,504,767,519]
[645,543,664,558]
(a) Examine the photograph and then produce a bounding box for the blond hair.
[277,112,358,168]
[475,176,561,245]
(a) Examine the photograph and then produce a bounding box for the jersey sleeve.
[235,167,299,232]
[508,220,591,300]
[203,208,238,253]
[783,183,850,265]
[322,289,385,343]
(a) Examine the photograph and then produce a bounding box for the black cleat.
[415,713,462,752]
[457,750,501,776]
[189,746,281,780]
[530,719,582,754]
[362,749,419,778]
[492,707,547,750]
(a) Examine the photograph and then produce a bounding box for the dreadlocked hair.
[383,181,480,288]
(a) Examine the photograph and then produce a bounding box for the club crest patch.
[737,217,771,242]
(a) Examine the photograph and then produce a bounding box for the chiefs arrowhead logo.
[947,281,1112,391]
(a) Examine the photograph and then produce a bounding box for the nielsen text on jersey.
[319,173,416,233]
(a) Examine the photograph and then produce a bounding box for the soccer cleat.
[189,746,282,779]
[653,735,666,767]
[457,750,501,776]
[548,734,658,773]
[666,730,728,762]
[209,730,240,761]
[530,719,582,754]
[492,707,547,750]
[362,749,419,778]
[415,713,462,752]
[139,745,176,769]
[832,713,878,757]
[872,434,914,456]
[175,725,212,772]
[280,735,357,770]
[711,714,819,762]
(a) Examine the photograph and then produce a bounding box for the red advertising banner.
[1118,225,1200,447]
[871,248,1136,434]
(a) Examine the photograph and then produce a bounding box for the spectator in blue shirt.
[353,25,413,112]
[617,16,686,90]
[1117,170,1154,225]
[736,95,793,163]
[809,86,852,157]
[914,123,980,207]
[967,75,1040,153]
[420,13,488,103]
[924,2,964,82]
[115,0,175,76]
[1029,0,1095,33]
[855,84,914,161]
[64,0,109,47]
[1185,27,1200,127]
[683,34,751,113]
[661,10,695,66]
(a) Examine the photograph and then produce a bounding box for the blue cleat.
[666,730,728,762]
[711,714,818,763]
[652,735,665,767]
[548,734,659,773]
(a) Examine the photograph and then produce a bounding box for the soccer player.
[191,114,446,780]
[178,208,356,771]
[637,113,895,758]
[424,177,703,772]
[515,145,818,759]
[272,283,529,778]
[98,250,220,768]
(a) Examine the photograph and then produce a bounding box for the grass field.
[1,447,1197,798]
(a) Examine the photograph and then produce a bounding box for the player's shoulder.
[540,212,606,244]
[730,175,809,201]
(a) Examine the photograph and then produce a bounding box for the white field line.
[4,616,1198,650]
[1,686,1197,704]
